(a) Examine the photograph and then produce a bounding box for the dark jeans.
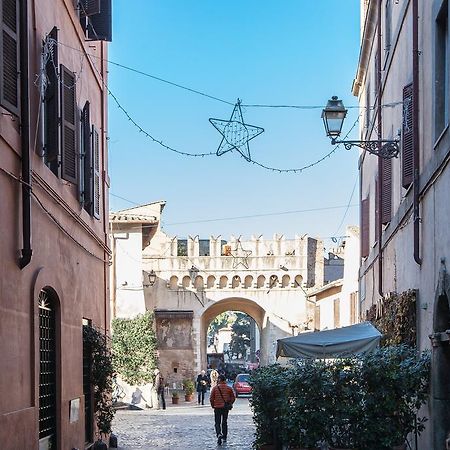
[214,408,229,439]
[158,390,166,409]
[197,390,205,404]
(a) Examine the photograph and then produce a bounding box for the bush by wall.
[111,311,158,385]
[249,345,430,450]
[82,325,115,435]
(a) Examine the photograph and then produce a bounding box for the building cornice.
[352,0,378,97]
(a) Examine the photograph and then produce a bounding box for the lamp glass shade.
[148,270,157,286]
[322,96,347,139]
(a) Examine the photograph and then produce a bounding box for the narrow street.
[112,395,255,450]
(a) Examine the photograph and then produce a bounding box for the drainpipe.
[18,0,32,269]
[413,0,421,266]
[377,0,383,296]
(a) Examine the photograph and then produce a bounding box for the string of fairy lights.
[52,39,404,174]
[35,36,394,245]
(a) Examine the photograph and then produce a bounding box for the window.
[0,0,20,115]
[402,83,414,188]
[361,197,370,258]
[79,0,112,42]
[38,289,57,447]
[350,292,358,324]
[43,27,59,176]
[334,298,341,328]
[381,157,392,224]
[435,0,449,138]
[60,65,77,183]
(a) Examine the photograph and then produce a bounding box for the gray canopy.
[276,322,382,359]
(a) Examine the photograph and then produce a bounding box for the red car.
[232,373,252,397]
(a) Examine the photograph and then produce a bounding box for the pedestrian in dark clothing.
[196,369,209,405]
[210,374,236,445]
[154,368,166,410]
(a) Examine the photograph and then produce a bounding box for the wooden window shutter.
[87,0,112,42]
[92,126,100,219]
[44,27,59,172]
[80,101,91,208]
[361,197,370,258]
[334,298,340,328]
[350,292,357,324]
[60,65,77,183]
[402,83,414,188]
[79,0,101,16]
[381,157,392,224]
[314,305,320,331]
[0,0,20,115]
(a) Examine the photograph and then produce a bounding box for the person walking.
[210,374,236,445]
[196,369,209,405]
[154,368,166,410]
[210,368,219,388]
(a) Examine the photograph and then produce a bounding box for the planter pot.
[185,394,194,402]
[171,397,179,404]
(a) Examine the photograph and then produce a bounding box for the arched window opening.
[207,275,216,289]
[257,275,266,288]
[182,275,191,288]
[281,274,290,288]
[244,275,253,288]
[219,276,228,289]
[294,275,303,288]
[194,275,204,291]
[232,276,241,288]
[169,275,178,290]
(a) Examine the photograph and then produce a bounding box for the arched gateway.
[110,202,325,387]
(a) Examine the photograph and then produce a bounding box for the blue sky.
[108,0,361,245]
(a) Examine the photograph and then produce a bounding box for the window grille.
[38,290,57,444]
[82,322,93,444]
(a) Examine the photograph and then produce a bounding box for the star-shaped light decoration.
[231,240,252,269]
[209,99,264,162]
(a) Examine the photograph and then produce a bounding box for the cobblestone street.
[112,395,256,450]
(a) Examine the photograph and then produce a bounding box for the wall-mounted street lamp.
[322,96,399,159]
[143,270,157,287]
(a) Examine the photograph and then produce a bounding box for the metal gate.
[38,290,56,446]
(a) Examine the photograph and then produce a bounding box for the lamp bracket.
[331,139,400,158]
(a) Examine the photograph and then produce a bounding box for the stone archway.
[430,261,450,449]
[200,297,266,371]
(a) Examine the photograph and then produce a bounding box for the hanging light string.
[49,40,378,171]
[245,111,362,173]
[55,39,403,110]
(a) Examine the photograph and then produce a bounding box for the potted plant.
[183,378,195,402]
[171,390,180,405]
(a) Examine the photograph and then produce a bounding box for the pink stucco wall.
[0,1,110,449]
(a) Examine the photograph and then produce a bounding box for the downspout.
[377,0,383,296]
[412,0,421,265]
[18,0,32,269]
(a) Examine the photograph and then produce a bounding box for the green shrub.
[112,311,157,385]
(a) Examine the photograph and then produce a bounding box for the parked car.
[232,373,252,397]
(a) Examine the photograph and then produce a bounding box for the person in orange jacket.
[210,374,236,445]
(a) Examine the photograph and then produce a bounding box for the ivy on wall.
[82,325,115,435]
[366,290,417,347]
[112,311,158,385]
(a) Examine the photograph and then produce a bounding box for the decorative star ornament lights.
[231,240,252,269]
[209,99,264,162]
